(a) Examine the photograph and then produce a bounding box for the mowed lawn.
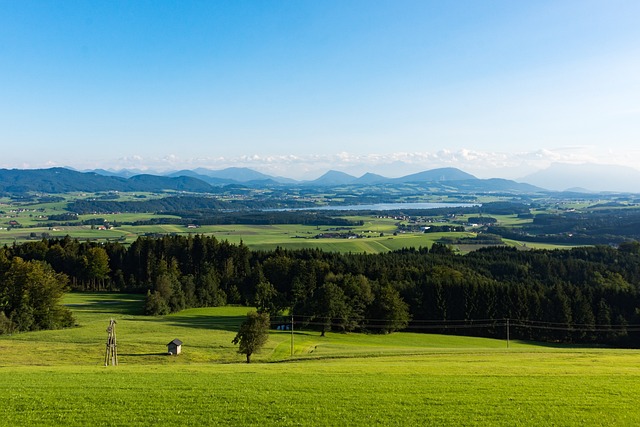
[1,293,639,426]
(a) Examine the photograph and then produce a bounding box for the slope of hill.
[174,167,297,185]
[308,170,358,186]
[450,178,543,193]
[0,168,130,193]
[166,170,235,185]
[355,172,388,184]
[127,174,215,192]
[396,167,477,183]
[0,168,215,193]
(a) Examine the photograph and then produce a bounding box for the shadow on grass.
[65,293,145,316]
[511,339,609,350]
[160,315,246,332]
[119,353,168,357]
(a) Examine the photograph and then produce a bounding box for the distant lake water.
[305,202,479,211]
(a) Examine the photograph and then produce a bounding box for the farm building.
[167,339,183,355]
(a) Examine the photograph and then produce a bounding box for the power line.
[273,316,634,333]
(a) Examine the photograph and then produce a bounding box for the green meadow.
[0,218,477,252]
[1,293,639,426]
[0,195,567,252]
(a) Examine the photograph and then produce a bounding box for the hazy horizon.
[2,1,639,180]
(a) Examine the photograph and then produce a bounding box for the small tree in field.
[232,311,270,363]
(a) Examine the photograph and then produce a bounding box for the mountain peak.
[397,167,477,183]
[309,170,357,186]
[355,172,388,184]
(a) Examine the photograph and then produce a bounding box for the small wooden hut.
[167,338,183,355]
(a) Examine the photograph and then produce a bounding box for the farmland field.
[1,293,639,426]
[0,216,481,253]
[1,192,601,252]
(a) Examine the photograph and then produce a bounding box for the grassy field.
[0,217,478,253]
[0,194,579,252]
[1,293,639,426]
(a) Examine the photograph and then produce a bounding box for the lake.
[305,202,479,211]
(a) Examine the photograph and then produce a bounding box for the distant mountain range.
[520,163,640,193]
[0,164,638,194]
[0,168,215,193]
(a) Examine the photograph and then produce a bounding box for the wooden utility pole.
[506,318,510,349]
[290,314,294,357]
[104,319,118,366]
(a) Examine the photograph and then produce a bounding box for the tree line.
[67,195,314,215]
[41,211,362,229]
[488,208,640,245]
[4,236,640,345]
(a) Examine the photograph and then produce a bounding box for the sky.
[1,0,639,179]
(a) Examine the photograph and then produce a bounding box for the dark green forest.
[488,208,640,245]
[0,253,74,334]
[3,235,640,346]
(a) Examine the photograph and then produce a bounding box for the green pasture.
[2,292,523,367]
[1,293,639,426]
[198,227,451,253]
[0,193,168,229]
[0,225,134,246]
[78,212,181,223]
[4,353,639,426]
[1,218,461,253]
[485,213,531,226]
[0,194,77,223]
[502,239,581,250]
[0,193,585,253]
[0,195,596,254]
[0,219,570,253]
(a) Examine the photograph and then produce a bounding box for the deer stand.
[104,319,118,366]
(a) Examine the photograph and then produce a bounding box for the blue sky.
[1,0,639,179]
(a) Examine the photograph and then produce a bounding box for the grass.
[3,354,639,426]
[1,293,640,425]
[503,239,581,250]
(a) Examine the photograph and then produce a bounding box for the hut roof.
[167,338,183,346]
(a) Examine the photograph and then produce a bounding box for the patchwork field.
[0,217,479,253]
[0,194,579,252]
[1,293,639,426]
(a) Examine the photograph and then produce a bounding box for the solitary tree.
[232,311,270,363]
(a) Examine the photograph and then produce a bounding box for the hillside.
[396,167,477,183]
[0,168,216,193]
[1,166,544,194]
[0,293,638,426]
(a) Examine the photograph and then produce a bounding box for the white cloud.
[5,148,639,180]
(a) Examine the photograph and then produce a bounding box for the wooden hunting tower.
[104,319,118,366]
[167,338,183,355]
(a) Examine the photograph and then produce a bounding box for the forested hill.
[0,168,215,193]
[4,236,640,346]
[67,195,315,214]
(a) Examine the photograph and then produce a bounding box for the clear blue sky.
[1,0,639,178]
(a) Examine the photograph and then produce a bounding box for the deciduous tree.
[232,311,270,363]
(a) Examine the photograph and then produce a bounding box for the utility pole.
[506,318,510,349]
[290,314,294,357]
